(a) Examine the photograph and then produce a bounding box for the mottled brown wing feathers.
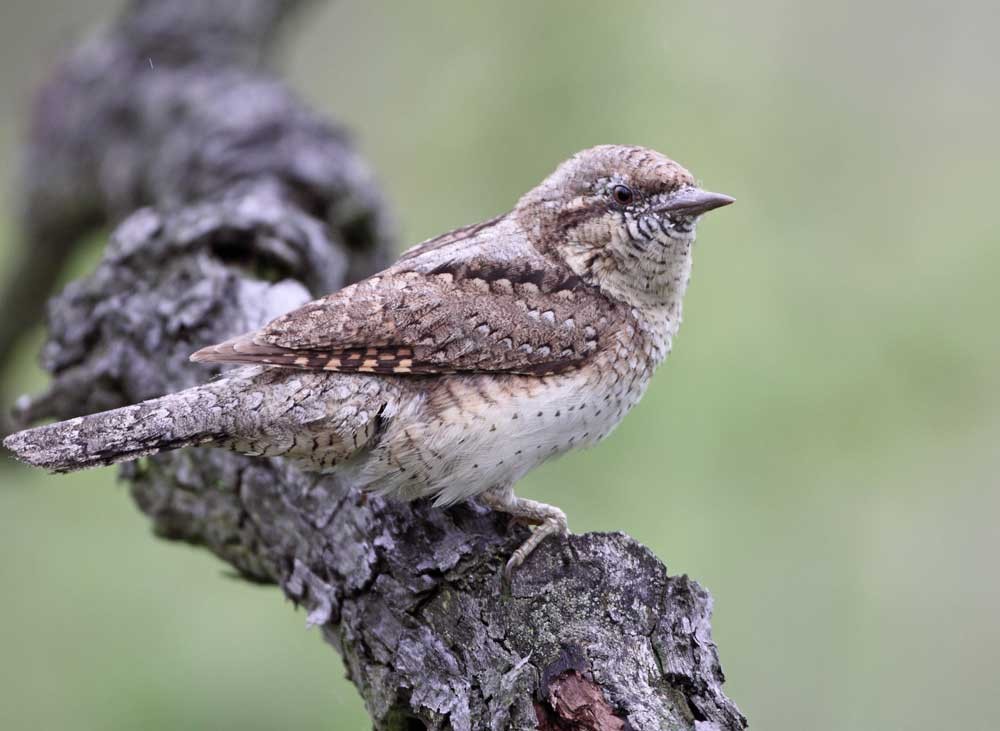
[191,340,432,374]
[396,213,506,263]
[191,261,613,377]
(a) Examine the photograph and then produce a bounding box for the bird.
[4,145,733,579]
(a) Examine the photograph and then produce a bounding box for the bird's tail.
[3,382,229,473]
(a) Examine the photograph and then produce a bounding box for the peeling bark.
[535,669,626,731]
[7,1,745,729]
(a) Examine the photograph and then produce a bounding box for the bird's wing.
[395,213,507,264]
[191,255,612,377]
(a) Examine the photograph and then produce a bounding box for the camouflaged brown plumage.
[5,145,733,578]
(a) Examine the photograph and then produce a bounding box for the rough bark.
[6,2,745,729]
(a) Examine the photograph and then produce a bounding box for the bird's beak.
[654,187,735,216]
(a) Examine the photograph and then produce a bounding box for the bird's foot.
[480,488,569,584]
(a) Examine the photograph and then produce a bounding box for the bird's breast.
[359,329,664,505]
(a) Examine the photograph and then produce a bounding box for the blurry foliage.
[1,2,998,730]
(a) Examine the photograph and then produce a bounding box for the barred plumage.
[6,144,732,579]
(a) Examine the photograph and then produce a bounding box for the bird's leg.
[481,487,569,582]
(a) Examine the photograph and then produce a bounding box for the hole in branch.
[207,227,295,284]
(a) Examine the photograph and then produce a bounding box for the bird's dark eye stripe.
[612,184,634,205]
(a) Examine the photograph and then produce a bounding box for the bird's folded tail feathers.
[3,383,227,473]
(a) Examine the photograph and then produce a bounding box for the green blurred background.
[2,1,998,729]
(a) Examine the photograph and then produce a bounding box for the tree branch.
[8,2,745,729]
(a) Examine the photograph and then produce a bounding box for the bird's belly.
[360,361,651,505]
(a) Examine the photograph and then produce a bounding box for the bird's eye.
[611,184,634,205]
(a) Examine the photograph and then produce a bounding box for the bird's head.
[517,145,733,310]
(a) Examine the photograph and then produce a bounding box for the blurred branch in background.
[5,1,744,729]
[0,0,305,422]
[0,0,393,429]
